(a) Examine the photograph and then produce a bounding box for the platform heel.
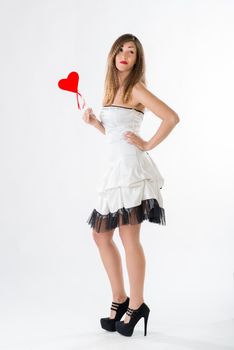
[115,302,150,337]
[100,297,129,332]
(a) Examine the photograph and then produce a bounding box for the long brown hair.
[102,33,147,106]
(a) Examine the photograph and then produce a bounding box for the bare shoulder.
[132,81,148,98]
[132,82,180,122]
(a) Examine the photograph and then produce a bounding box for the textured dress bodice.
[99,105,145,159]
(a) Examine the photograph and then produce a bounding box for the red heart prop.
[58,71,79,93]
[58,71,86,110]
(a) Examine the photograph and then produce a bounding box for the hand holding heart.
[82,108,97,126]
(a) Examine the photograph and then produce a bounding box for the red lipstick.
[120,60,128,64]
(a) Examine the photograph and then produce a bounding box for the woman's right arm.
[82,108,105,135]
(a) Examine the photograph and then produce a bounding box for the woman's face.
[115,41,137,73]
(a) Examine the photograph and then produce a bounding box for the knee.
[92,230,113,247]
[119,231,131,250]
[119,229,140,250]
[92,230,102,246]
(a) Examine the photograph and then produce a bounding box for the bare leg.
[118,223,145,323]
[92,229,128,318]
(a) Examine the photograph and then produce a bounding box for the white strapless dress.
[87,105,166,233]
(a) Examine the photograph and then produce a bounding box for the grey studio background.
[0,0,234,349]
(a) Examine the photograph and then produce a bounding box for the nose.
[120,51,128,59]
[121,55,128,62]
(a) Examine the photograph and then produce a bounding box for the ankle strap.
[126,307,135,316]
[111,302,119,311]
[112,301,122,305]
[110,298,128,311]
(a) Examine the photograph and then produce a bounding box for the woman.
[83,33,180,337]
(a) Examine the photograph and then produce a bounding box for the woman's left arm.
[125,82,180,151]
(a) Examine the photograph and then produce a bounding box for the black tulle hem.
[86,198,166,233]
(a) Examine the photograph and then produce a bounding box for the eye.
[119,47,135,54]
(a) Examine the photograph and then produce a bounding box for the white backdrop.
[1,0,234,349]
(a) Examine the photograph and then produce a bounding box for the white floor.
[1,316,234,350]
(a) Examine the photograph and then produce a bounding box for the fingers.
[82,107,94,123]
[124,132,136,145]
[85,107,93,117]
[124,131,135,141]
[124,131,144,150]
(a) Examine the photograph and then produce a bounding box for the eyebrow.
[121,45,135,49]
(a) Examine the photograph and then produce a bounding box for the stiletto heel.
[144,308,150,336]
[115,302,150,337]
[100,297,129,332]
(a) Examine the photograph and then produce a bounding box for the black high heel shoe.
[115,302,150,336]
[100,296,130,332]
